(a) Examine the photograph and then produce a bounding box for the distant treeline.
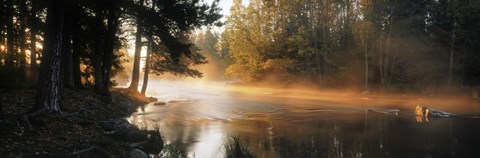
[210,0,480,91]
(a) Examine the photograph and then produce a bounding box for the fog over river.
[127,80,480,158]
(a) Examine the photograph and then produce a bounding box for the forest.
[0,0,221,113]
[196,0,480,93]
[1,0,480,157]
[1,0,479,110]
[0,0,221,156]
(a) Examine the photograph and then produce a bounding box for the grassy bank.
[0,88,162,157]
[223,135,255,158]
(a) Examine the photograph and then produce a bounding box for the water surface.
[128,80,480,158]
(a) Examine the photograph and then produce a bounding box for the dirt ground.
[0,88,162,157]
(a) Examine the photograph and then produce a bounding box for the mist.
[2,0,480,157]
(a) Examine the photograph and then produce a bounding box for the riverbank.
[0,88,162,157]
[228,80,479,99]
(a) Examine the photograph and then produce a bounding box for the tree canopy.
[218,0,480,90]
[0,0,221,113]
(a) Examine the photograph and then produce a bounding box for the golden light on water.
[127,78,480,157]
[142,77,480,117]
[190,125,224,157]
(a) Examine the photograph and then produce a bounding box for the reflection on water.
[128,80,480,158]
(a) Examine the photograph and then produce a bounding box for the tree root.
[15,114,35,134]
[67,146,112,158]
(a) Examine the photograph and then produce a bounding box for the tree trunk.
[5,0,15,80]
[311,0,322,86]
[102,2,119,96]
[448,29,455,85]
[29,25,38,84]
[379,37,384,85]
[344,0,351,48]
[72,38,83,88]
[383,9,393,86]
[61,4,74,89]
[93,4,105,93]
[0,0,5,68]
[33,0,68,113]
[128,0,145,93]
[141,37,152,95]
[322,0,330,76]
[364,33,369,90]
[19,0,28,81]
[28,1,39,84]
[448,0,456,85]
[0,0,4,52]
[62,33,74,88]
[71,5,83,88]
[384,28,392,85]
[140,0,155,95]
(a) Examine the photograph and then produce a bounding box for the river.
[127,80,480,158]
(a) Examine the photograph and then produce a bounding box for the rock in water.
[147,97,158,102]
[415,105,455,118]
[415,105,427,116]
[428,108,455,118]
[153,102,166,106]
[129,149,147,158]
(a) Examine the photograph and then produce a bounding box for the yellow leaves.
[222,0,302,82]
[261,59,294,71]
[225,63,261,82]
[225,57,294,82]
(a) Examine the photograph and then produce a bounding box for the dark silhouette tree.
[128,0,145,92]
[127,0,222,94]
[61,1,74,88]
[5,0,15,82]
[32,0,69,113]
[18,0,28,81]
[101,0,121,95]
